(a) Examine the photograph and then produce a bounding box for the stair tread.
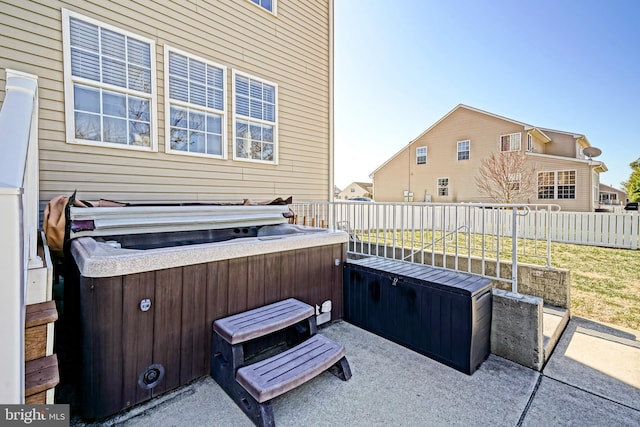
[236,334,345,403]
[25,301,58,328]
[214,298,314,345]
[25,354,59,397]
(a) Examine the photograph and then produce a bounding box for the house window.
[509,173,521,191]
[250,0,275,13]
[165,47,226,157]
[537,170,576,200]
[457,140,470,160]
[437,178,449,196]
[233,71,277,163]
[500,132,521,152]
[557,171,576,199]
[62,10,156,150]
[416,146,427,164]
[527,134,533,152]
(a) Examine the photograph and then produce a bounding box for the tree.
[624,158,640,202]
[475,151,537,203]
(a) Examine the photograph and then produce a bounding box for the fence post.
[512,208,519,293]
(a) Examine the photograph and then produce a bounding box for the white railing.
[291,202,548,293]
[0,69,39,403]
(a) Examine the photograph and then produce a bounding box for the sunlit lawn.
[355,230,640,331]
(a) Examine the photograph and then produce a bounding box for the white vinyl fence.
[293,202,640,251]
[538,211,639,249]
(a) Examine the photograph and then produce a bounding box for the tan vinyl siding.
[372,149,410,202]
[372,105,599,211]
[0,0,331,203]
[532,155,593,212]
[542,130,580,158]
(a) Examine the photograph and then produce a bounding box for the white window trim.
[61,9,158,152]
[537,169,577,200]
[164,46,227,159]
[416,146,427,164]
[457,140,470,161]
[527,134,533,152]
[500,132,522,152]
[232,69,278,164]
[592,170,599,206]
[437,177,449,196]
[247,0,277,15]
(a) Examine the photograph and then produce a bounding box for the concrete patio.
[70,317,640,426]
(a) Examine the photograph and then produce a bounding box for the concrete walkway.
[74,317,640,427]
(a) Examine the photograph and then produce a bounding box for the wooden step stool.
[211,298,351,427]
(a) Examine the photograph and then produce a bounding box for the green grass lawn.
[355,230,640,331]
[547,242,640,331]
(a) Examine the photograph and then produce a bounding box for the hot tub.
[66,218,348,419]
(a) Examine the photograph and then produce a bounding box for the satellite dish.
[583,146,602,159]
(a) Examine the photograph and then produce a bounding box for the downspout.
[328,0,335,202]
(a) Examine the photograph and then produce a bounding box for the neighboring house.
[599,184,626,206]
[0,0,334,204]
[337,181,373,200]
[370,104,607,212]
[334,185,342,199]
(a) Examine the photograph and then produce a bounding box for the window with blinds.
[457,140,470,160]
[233,71,277,163]
[63,10,156,150]
[416,146,427,164]
[165,48,226,157]
[500,132,521,152]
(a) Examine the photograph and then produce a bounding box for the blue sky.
[334,0,640,192]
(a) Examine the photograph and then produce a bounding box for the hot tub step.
[236,333,351,403]
[214,298,316,345]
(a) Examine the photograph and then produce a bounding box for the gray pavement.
[76,317,640,427]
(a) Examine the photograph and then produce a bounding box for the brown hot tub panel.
[67,225,347,419]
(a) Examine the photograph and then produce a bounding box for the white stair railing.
[0,69,39,403]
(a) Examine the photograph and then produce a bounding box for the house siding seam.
[0,0,331,203]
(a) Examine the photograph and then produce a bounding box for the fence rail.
[292,203,640,252]
[291,202,545,293]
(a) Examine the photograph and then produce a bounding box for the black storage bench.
[344,257,492,374]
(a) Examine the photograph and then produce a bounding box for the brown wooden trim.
[25,325,48,362]
[180,263,208,384]
[122,271,155,408]
[25,301,58,328]
[264,252,282,305]
[153,268,183,395]
[247,254,266,309]
[228,257,249,315]
[25,354,59,397]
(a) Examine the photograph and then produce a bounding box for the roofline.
[599,183,627,194]
[370,104,591,177]
[526,152,607,171]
